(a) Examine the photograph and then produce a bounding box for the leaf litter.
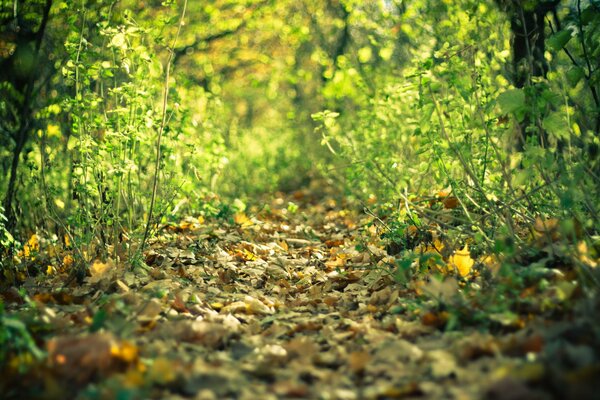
[1,187,600,399]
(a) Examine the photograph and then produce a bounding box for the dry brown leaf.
[172,320,231,348]
[284,337,318,360]
[88,259,116,284]
[442,196,459,209]
[348,351,371,374]
[138,298,163,322]
[171,292,188,313]
[421,311,449,328]
[47,333,137,384]
[245,295,275,315]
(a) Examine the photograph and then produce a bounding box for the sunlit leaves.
[109,32,128,50]
[357,46,373,63]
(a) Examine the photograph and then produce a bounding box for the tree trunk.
[3,129,28,230]
[1,0,53,232]
[501,0,560,149]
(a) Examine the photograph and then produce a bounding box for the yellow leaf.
[63,255,74,268]
[111,340,138,363]
[21,234,39,258]
[47,123,61,138]
[148,357,177,385]
[90,260,111,276]
[234,212,252,227]
[121,368,145,388]
[235,248,257,261]
[432,238,445,252]
[449,245,474,277]
[89,260,116,283]
[577,241,598,268]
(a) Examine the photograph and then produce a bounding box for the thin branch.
[140,0,188,256]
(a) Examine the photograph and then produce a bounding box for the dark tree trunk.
[511,6,549,89]
[1,0,53,231]
[499,0,560,149]
[4,128,28,230]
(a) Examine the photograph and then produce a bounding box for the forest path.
[3,187,595,399]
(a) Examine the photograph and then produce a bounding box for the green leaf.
[109,33,127,50]
[394,257,414,284]
[547,30,571,52]
[89,309,107,332]
[497,89,525,115]
[358,47,372,63]
[542,112,570,140]
[580,6,597,25]
[566,67,585,87]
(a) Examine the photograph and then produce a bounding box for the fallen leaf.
[89,259,115,284]
[348,351,371,374]
[428,350,458,378]
[111,340,139,364]
[47,333,136,384]
[442,196,459,209]
[234,212,253,227]
[138,298,163,322]
[148,357,179,385]
[421,311,449,328]
[21,234,39,258]
[244,295,275,315]
[171,293,188,313]
[449,245,474,277]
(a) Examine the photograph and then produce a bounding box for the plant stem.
[139,0,188,256]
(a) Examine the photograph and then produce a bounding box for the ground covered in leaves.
[2,188,600,399]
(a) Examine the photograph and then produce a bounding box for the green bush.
[315,0,599,265]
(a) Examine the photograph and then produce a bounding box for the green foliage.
[315,0,599,263]
[0,206,17,283]
[1,1,232,266]
[0,300,45,374]
[0,206,15,254]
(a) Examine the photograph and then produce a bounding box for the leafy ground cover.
[1,183,599,399]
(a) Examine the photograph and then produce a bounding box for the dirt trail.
[2,189,598,399]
